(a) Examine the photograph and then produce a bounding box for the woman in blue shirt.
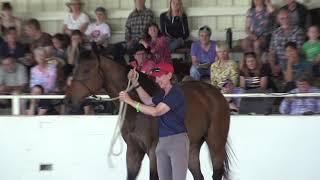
[190,26,216,80]
[119,62,189,180]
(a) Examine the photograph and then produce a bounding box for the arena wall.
[0,115,319,180]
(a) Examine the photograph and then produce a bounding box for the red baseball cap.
[151,62,174,77]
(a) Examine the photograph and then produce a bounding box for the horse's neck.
[100,57,159,99]
[101,61,129,98]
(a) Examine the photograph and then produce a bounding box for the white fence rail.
[1,93,320,115]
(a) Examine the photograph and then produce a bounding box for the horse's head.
[64,50,161,114]
[64,53,105,114]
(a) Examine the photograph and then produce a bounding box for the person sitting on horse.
[129,44,156,75]
[119,62,189,180]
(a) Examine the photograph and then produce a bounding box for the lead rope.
[104,72,140,167]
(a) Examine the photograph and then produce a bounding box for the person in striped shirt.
[280,74,320,115]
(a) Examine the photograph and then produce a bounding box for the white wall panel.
[190,0,217,7]
[103,0,120,9]
[0,115,320,180]
[217,0,233,6]
[217,16,233,31]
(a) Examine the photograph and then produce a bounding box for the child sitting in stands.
[302,25,320,63]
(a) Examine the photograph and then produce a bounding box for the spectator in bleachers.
[210,43,238,88]
[221,79,244,114]
[241,0,275,57]
[125,0,154,46]
[160,0,189,52]
[303,25,320,63]
[280,0,310,30]
[0,2,22,37]
[67,30,86,67]
[280,74,320,115]
[25,85,59,115]
[110,0,154,65]
[283,42,312,91]
[43,46,68,93]
[240,52,269,91]
[0,27,27,59]
[30,47,57,93]
[269,9,305,70]
[140,23,171,63]
[190,26,216,81]
[63,0,89,36]
[24,18,52,51]
[129,44,155,75]
[0,56,27,94]
[265,50,284,92]
[85,7,111,51]
[52,33,70,62]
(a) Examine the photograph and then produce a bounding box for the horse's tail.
[223,139,237,180]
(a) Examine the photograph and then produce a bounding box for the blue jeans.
[168,38,185,52]
[190,65,211,80]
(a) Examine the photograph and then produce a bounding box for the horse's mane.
[98,53,161,96]
[77,50,162,97]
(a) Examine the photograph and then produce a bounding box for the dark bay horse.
[65,53,231,180]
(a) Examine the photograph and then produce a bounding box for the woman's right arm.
[135,85,154,106]
[128,69,154,105]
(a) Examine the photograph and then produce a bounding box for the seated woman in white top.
[63,0,90,36]
[85,7,111,49]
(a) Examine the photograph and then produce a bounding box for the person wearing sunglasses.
[119,62,189,180]
[190,25,216,81]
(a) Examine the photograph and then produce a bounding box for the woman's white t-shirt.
[85,22,111,46]
[64,12,90,30]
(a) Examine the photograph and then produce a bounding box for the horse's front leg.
[148,141,158,180]
[126,142,145,180]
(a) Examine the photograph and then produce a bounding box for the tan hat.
[65,0,84,7]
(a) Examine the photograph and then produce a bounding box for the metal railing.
[1,93,319,115]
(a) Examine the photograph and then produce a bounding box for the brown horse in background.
[65,53,232,180]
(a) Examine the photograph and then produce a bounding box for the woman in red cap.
[119,62,189,180]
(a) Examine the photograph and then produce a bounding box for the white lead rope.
[103,72,140,167]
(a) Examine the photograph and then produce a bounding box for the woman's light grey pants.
[155,133,190,180]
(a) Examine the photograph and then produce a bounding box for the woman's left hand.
[119,91,132,103]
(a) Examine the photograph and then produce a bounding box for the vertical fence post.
[12,96,20,115]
